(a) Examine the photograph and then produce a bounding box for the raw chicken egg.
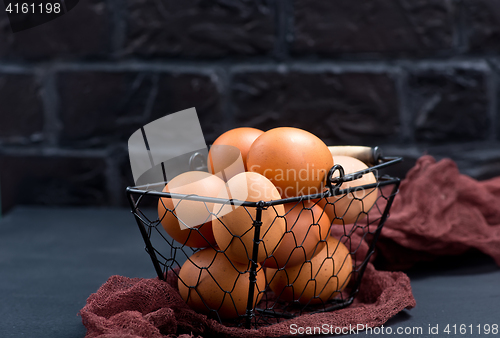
[212,172,286,264]
[208,127,264,181]
[247,127,333,198]
[318,155,378,225]
[262,200,331,269]
[208,144,245,182]
[210,127,264,171]
[266,235,352,305]
[158,171,225,248]
[178,247,265,319]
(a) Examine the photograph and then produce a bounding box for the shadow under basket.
[126,154,402,329]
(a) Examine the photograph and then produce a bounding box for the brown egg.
[209,127,264,171]
[158,171,225,248]
[212,172,286,264]
[178,247,265,319]
[207,144,245,182]
[247,127,333,198]
[262,201,331,269]
[318,155,378,225]
[266,235,352,305]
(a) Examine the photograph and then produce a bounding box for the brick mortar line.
[0,145,110,157]
[395,68,413,144]
[0,58,494,73]
[382,140,500,150]
[0,50,483,63]
[44,62,225,73]
[36,66,60,147]
[215,65,233,133]
[0,64,36,73]
[109,0,128,58]
[273,0,292,61]
[489,71,498,142]
[454,0,469,54]
[104,149,124,206]
[486,59,499,142]
[3,141,500,158]
[395,59,490,72]
[141,73,160,122]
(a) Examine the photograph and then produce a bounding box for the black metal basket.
[126,149,402,329]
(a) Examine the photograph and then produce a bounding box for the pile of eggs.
[157,127,379,319]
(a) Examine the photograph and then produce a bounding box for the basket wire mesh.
[126,155,402,329]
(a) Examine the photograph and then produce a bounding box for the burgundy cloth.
[79,266,414,338]
[377,155,500,270]
[79,155,500,338]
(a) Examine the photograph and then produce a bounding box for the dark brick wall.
[1,0,500,213]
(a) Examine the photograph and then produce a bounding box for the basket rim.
[126,156,402,207]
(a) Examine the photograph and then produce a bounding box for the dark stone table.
[0,207,498,338]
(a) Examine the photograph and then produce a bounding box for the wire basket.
[126,147,402,329]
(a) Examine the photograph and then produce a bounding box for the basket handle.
[328,146,381,166]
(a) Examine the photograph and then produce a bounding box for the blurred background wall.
[1,0,500,214]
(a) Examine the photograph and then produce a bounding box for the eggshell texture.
[247,127,333,198]
[266,235,352,305]
[210,127,264,171]
[262,201,331,269]
[318,155,378,225]
[158,171,225,248]
[208,144,245,182]
[178,247,265,319]
[212,172,286,264]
